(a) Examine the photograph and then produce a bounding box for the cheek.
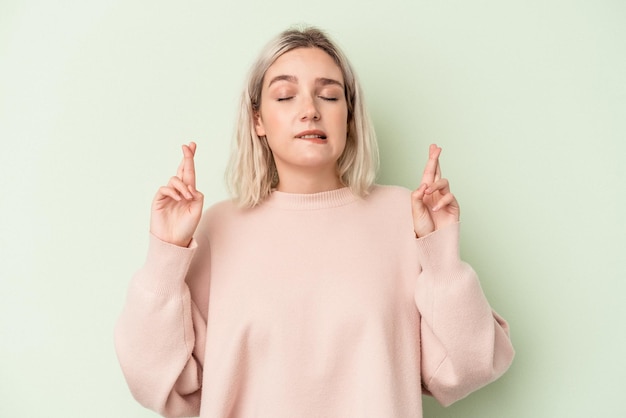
[257,105,288,136]
[337,109,349,138]
[339,105,349,126]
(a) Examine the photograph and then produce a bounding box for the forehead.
[264,47,344,84]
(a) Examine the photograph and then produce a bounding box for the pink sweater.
[115,185,514,418]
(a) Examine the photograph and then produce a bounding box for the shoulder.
[367,184,413,204]
[195,198,242,235]
[356,184,414,220]
[205,198,240,217]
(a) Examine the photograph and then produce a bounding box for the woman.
[115,27,514,418]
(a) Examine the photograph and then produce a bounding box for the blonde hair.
[226,26,379,207]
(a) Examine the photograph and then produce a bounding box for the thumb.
[411,184,434,238]
[411,183,428,212]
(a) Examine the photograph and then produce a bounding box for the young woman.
[115,27,514,418]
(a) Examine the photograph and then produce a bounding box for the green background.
[1,0,624,417]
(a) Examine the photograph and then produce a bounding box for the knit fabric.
[115,185,514,418]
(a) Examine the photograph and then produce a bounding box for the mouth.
[295,130,327,141]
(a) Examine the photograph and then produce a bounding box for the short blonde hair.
[226,26,379,207]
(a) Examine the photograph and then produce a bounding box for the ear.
[254,111,266,137]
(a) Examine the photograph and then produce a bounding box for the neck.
[275,167,344,194]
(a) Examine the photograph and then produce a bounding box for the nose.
[301,97,320,121]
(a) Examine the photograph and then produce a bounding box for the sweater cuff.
[415,222,463,273]
[132,233,198,296]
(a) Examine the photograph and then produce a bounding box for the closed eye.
[277,97,294,101]
[319,96,339,101]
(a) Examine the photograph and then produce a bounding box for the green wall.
[1,0,624,417]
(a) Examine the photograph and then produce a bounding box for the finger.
[435,152,442,182]
[176,142,197,180]
[420,144,441,186]
[168,176,194,200]
[181,143,197,188]
[188,184,204,202]
[425,178,450,195]
[155,186,182,202]
[432,192,457,212]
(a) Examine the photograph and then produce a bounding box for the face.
[255,47,348,186]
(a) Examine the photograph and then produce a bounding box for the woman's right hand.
[150,142,204,247]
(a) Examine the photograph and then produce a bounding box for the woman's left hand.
[411,144,460,238]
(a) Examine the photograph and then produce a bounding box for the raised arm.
[411,145,514,405]
[115,143,208,417]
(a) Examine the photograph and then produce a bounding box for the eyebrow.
[317,77,344,89]
[268,75,297,87]
[267,75,344,89]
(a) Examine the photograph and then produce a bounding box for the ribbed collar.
[264,187,359,210]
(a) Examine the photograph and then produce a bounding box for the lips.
[295,130,327,140]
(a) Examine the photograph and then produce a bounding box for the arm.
[115,143,207,417]
[414,223,514,406]
[410,145,514,405]
[114,235,207,417]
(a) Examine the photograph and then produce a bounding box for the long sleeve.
[414,222,515,407]
[115,187,514,417]
[114,232,210,418]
